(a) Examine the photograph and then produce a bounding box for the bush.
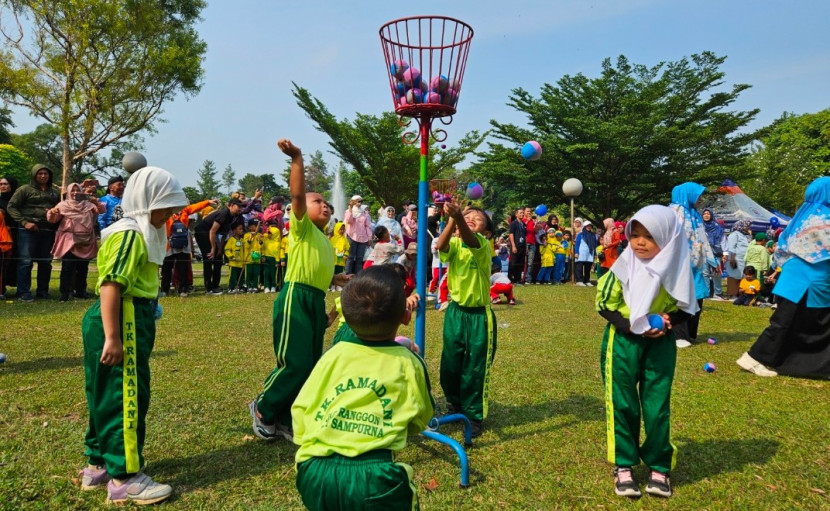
[0,143,31,183]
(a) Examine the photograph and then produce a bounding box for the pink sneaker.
[79,465,110,490]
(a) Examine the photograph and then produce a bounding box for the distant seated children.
[734,265,761,306]
[369,225,403,266]
[243,218,263,293]
[436,198,496,437]
[744,233,771,274]
[490,261,515,305]
[291,265,434,510]
[261,220,281,293]
[596,205,699,499]
[224,222,246,293]
[536,234,554,284]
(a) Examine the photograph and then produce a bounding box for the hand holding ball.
[521,141,542,161]
[647,314,664,331]
[466,182,484,200]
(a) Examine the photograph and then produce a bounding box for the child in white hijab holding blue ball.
[595,205,699,500]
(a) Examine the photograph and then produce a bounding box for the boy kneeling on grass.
[291,265,435,510]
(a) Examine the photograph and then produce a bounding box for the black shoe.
[614,467,641,498]
[470,419,483,438]
[35,292,50,300]
[645,470,671,498]
[19,293,34,303]
[59,294,70,302]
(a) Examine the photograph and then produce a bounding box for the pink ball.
[405,89,422,104]
[402,67,421,86]
[425,92,441,103]
[430,75,449,93]
[442,88,458,106]
[395,335,412,348]
[466,182,484,200]
[391,60,409,80]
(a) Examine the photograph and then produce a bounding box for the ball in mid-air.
[466,182,484,200]
[122,152,147,174]
[769,216,780,228]
[535,204,547,217]
[704,362,717,373]
[521,141,542,161]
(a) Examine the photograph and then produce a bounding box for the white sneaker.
[586,282,595,287]
[576,282,586,287]
[106,472,173,505]
[675,339,692,348]
[736,352,778,377]
[264,288,272,294]
[271,287,277,293]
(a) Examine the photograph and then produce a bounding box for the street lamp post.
[562,178,583,284]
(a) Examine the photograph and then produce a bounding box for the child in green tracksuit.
[79,166,188,505]
[436,197,496,438]
[250,139,350,441]
[224,222,245,292]
[292,265,434,510]
[596,205,698,500]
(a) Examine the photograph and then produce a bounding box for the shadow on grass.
[2,350,177,374]
[148,440,296,491]
[674,436,779,486]
[695,331,761,344]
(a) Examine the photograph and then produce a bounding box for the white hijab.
[101,166,188,265]
[610,205,699,334]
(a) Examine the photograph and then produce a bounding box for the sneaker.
[645,470,671,498]
[265,288,272,294]
[576,282,586,287]
[208,289,223,296]
[248,288,258,293]
[491,297,502,305]
[35,292,50,299]
[470,419,483,438]
[271,287,277,293]
[438,302,450,312]
[79,465,110,491]
[273,422,294,442]
[675,339,692,348]
[736,352,778,377]
[586,282,595,287]
[179,292,187,298]
[59,294,70,302]
[614,467,641,498]
[157,291,166,298]
[106,472,173,506]
[508,298,517,305]
[249,399,277,440]
[709,294,726,301]
[19,293,34,303]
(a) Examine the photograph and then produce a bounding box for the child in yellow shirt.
[243,219,263,293]
[536,232,555,284]
[734,265,760,306]
[261,220,282,293]
[224,223,245,293]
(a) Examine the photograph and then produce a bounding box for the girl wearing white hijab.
[596,205,698,500]
[80,167,187,505]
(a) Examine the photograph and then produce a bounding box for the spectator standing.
[193,198,243,294]
[6,164,61,302]
[98,176,125,230]
[508,208,526,284]
[575,222,597,286]
[343,195,371,275]
[523,207,537,284]
[160,198,217,297]
[0,176,19,297]
[724,219,752,298]
[701,208,727,299]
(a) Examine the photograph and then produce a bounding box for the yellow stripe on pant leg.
[482,306,495,419]
[121,298,140,474]
[604,324,617,464]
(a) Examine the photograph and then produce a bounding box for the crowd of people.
[1,154,828,507]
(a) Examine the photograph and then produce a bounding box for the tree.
[0,106,13,144]
[292,83,487,208]
[741,109,830,215]
[280,150,332,197]
[196,160,220,198]
[474,52,759,223]
[0,0,207,186]
[0,143,30,183]
[237,172,288,198]
[222,164,236,195]
[181,186,202,205]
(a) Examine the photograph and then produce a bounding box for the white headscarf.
[610,205,699,334]
[101,166,188,265]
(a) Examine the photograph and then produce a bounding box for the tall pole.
[570,197,575,283]
[414,118,430,355]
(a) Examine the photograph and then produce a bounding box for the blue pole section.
[414,118,429,355]
[421,430,470,487]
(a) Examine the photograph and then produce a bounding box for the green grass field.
[1,274,828,510]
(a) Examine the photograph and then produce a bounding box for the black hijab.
[0,175,19,213]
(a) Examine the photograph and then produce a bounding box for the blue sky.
[9,0,830,188]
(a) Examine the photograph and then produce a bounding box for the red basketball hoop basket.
[380,16,473,120]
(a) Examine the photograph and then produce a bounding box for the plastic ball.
[707,337,717,345]
[0,353,6,364]
[425,91,441,104]
[442,88,458,106]
[769,216,780,228]
[704,362,717,373]
[390,60,409,80]
[393,81,406,95]
[154,303,163,321]
[647,314,664,330]
[405,89,422,104]
[521,141,542,161]
[534,204,547,216]
[466,182,484,200]
[430,75,449,93]
[394,335,412,348]
[122,152,147,173]
[402,67,421,86]
[252,251,261,261]
[441,144,447,149]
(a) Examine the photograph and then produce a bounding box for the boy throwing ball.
[292,265,435,510]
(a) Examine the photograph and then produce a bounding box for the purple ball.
[405,88,422,104]
[402,67,421,87]
[466,182,484,200]
[441,144,447,149]
[430,75,449,93]
[395,335,412,348]
[425,91,441,104]
[707,337,717,345]
[647,314,664,330]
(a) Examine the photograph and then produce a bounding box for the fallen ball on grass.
[707,337,717,345]
[704,362,717,373]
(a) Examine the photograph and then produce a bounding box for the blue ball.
[535,204,547,216]
[154,303,163,321]
[769,216,780,228]
[521,141,542,160]
[647,314,664,330]
[0,353,6,364]
[704,362,717,373]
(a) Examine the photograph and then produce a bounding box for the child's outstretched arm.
[446,198,480,248]
[278,139,306,219]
